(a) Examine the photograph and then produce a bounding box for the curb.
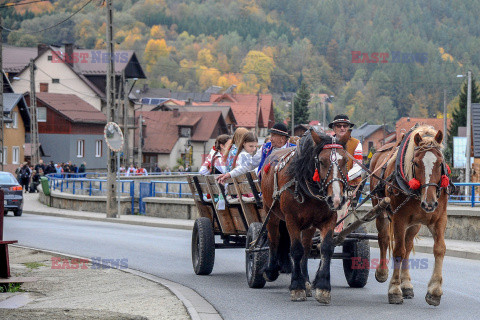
[11,244,221,320]
[23,210,194,230]
[369,241,480,260]
[24,210,480,261]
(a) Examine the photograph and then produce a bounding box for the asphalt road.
[5,213,480,320]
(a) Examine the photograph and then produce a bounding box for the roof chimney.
[186,98,192,105]
[64,43,74,67]
[407,117,410,122]
[37,44,49,56]
[142,83,149,93]
[173,109,180,118]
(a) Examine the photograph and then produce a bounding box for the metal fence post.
[130,181,134,215]
[179,183,182,198]
[472,185,475,207]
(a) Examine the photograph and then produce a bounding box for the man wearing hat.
[329,114,363,185]
[253,123,296,174]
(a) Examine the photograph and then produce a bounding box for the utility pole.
[291,93,295,136]
[29,59,39,166]
[137,114,143,167]
[465,70,472,196]
[0,17,4,171]
[322,97,326,131]
[255,91,260,136]
[443,88,447,145]
[122,70,129,166]
[106,0,117,218]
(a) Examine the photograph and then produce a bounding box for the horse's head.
[311,130,348,211]
[411,130,445,213]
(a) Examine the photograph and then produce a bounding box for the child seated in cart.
[216,131,258,200]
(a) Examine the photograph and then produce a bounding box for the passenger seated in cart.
[216,131,258,184]
[199,134,231,175]
[253,123,296,177]
[329,114,364,231]
[224,127,249,173]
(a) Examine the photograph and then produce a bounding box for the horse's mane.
[287,129,337,197]
[404,125,443,180]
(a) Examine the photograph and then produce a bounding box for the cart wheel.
[192,217,215,275]
[342,226,370,288]
[246,222,268,288]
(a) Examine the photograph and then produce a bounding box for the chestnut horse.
[261,129,348,304]
[370,125,450,306]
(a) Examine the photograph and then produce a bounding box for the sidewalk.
[20,193,480,261]
[0,246,190,320]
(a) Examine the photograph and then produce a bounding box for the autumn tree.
[242,50,275,91]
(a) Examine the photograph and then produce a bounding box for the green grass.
[0,283,23,293]
[23,262,46,270]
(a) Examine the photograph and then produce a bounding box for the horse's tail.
[278,220,292,273]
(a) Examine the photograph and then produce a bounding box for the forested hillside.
[2,0,480,125]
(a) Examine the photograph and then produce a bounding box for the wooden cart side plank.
[204,175,237,234]
[233,175,261,226]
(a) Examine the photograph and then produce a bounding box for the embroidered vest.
[346,137,361,185]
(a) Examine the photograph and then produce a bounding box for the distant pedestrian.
[136,166,148,176]
[126,164,136,177]
[19,162,31,192]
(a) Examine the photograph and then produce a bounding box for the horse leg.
[388,219,406,304]
[284,214,306,301]
[401,225,421,299]
[375,212,390,283]
[263,213,281,282]
[300,227,315,297]
[425,217,447,306]
[278,220,292,273]
[312,215,336,305]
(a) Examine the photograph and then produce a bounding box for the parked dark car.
[0,171,23,216]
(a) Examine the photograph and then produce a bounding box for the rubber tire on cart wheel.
[14,209,22,217]
[342,226,370,288]
[192,217,215,275]
[246,222,268,288]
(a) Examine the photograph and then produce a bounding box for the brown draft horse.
[370,125,449,306]
[261,129,348,304]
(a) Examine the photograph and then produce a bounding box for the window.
[52,78,60,84]
[47,55,52,61]
[180,127,191,137]
[40,83,48,92]
[95,140,102,157]
[77,140,84,158]
[12,146,20,164]
[37,107,47,122]
[6,112,17,128]
[368,141,374,151]
[3,147,7,165]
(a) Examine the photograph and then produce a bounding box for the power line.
[0,0,49,9]
[0,0,95,34]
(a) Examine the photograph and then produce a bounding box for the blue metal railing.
[357,182,480,207]
[46,175,136,214]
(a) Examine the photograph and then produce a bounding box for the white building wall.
[11,49,102,110]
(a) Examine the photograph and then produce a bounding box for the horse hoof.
[402,288,414,299]
[290,289,307,301]
[315,289,331,305]
[305,282,312,297]
[388,293,404,304]
[425,292,441,306]
[263,269,279,282]
[375,269,389,283]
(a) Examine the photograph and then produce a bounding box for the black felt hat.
[328,114,355,129]
[269,123,289,137]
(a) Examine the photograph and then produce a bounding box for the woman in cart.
[199,134,231,175]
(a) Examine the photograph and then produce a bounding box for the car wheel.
[14,209,22,217]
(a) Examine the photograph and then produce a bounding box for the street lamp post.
[457,71,472,196]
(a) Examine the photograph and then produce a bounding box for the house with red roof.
[24,92,108,169]
[395,117,452,142]
[198,93,275,136]
[136,110,229,170]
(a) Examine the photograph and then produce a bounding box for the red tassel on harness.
[441,175,449,188]
[408,178,421,190]
[313,169,320,182]
[264,163,271,174]
[446,164,451,175]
